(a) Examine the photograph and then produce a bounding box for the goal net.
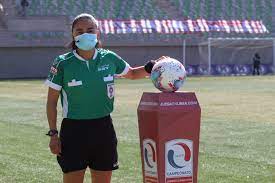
[184,38,275,76]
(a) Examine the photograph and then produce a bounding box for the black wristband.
[144,60,156,74]
[46,129,58,137]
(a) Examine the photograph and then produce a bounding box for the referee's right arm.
[45,57,63,132]
[45,57,64,156]
[46,88,59,131]
[46,88,61,156]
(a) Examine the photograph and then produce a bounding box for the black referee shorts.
[57,115,119,173]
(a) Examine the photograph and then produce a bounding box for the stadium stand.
[23,0,167,19]
[169,0,273,30]
[0,0,274,78]
[11,0,272,31]
[0,0,271,44]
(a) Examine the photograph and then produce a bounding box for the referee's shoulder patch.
[50,66,58,75]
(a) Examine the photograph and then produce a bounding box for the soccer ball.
[151,57,186,92]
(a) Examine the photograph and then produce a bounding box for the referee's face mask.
[72,16,99,51]
[75,33,98,51]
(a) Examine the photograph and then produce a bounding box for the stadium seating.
[169,0,272,21]
[11,0,272,33]
[6,0,273,43]
[23,0,167,19]
[168,0,272,37]
[7,0,273,23]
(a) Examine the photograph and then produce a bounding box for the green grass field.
[0,76,274,183]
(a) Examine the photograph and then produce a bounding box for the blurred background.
[0,0,274,78]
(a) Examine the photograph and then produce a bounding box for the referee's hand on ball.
[49,135,61,156]
[145,56,169,73]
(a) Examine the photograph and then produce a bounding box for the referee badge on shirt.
[107,83,115,99]
[68,79,83,87]
[103,74,114,82]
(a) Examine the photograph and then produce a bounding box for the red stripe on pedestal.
[145,176,158,183]
[166,176,193,183]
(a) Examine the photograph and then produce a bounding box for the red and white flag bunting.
[97,19,269,34]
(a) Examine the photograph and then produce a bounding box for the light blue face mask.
[74,33,98,51]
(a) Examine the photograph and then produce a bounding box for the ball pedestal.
[137,92,201,183]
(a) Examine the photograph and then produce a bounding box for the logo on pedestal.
[165,139,193,183]
[143,139,158,183]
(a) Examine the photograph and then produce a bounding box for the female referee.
[45,13,158,183]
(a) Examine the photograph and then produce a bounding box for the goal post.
[183,37,275,76]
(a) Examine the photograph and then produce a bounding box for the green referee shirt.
[45,48,130,120]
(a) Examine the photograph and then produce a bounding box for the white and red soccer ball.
[151,57,187,92]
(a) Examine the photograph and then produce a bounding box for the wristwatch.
[144,60,156,74]
[46,129,58,137]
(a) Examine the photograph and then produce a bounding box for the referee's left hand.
[49,135,61,156]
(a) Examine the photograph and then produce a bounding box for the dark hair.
[69,13,102,50]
